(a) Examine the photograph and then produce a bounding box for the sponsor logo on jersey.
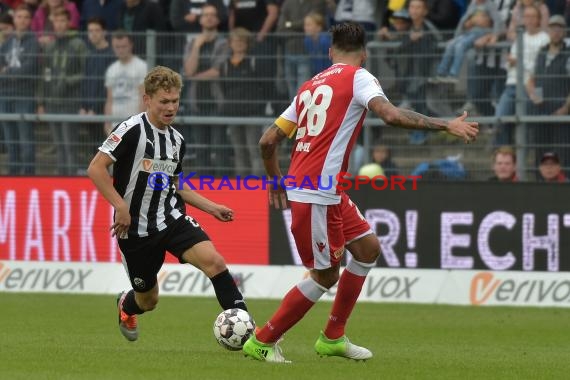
[133,277,146,289]
[104,133,122,150]
[141,159,177,176]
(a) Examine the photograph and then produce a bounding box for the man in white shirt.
[104,30,148,135]
[493,4,549,146]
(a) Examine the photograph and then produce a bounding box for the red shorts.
[290,192,372,269]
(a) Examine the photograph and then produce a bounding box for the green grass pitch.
[2,292,569,379]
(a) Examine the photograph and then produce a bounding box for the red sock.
[324,269,366,339]
[256,286,315,343]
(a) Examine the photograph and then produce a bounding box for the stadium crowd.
[0,0,569,181]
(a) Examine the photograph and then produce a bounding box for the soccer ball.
[213,308,255,351]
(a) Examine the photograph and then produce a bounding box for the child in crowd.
[433,0,502,83]
[303,11,331,76]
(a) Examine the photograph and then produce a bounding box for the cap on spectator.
[391,9,411,21]
[548,15,566,27]
[540,152,560,164]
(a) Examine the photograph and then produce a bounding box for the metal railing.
[0,29,568,179]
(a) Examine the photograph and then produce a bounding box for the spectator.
[0,5,39,175]
[37,7,87,175]
[3,0,24,9]
[277,0,327,99]
[426,0,461,30]
[488,146,518,181]
[31,0,80,47]
[493,4,549,146]
[183,4,229,173]
[538,151,568,181]
[229,0,279,42]
[80,17,115,146]
[376,8,412,110]
[458,0,507,116]
[82,18,114,116]
[396,0,441,144]
[527,15,570,165]
[213,27,264,176]
[104,30,147,135]
[496,0,516,31]
[169,0,227,73]
[377,8,412,41]
[229,0,280,113]
[334,0,380,33]
[0,12,12,45]
[80,0,122,31]
[170,0,227,32]
[0,1,10,16]
[432,0,502,84]
[22,0,39,15]
[370,144,400,176]
[507,0,549,41]
[117,0,167,58]
[303,11,331,76]
[544,0,565,15]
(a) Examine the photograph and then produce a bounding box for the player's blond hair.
[144,66,183,96]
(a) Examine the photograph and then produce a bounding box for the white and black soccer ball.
[213,308,255,351]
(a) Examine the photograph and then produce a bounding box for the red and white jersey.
[275,63,386,205]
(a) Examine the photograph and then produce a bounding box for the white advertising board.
[2,261,568,308]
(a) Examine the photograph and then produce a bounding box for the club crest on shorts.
[133,277,145,289]
[332,247,345,260]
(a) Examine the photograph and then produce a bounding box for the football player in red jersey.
[243,22,479,363]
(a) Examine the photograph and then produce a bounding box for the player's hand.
[212,204,234,222]
[268,186,288,209]
[111,204,131,239]
[447,111,479,144]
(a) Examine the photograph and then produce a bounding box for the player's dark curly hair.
[330,22,365,53]
[144,66,183,96]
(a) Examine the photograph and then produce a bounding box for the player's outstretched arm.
[177,185,234,222]
[368,96,479,144]
[259,124,288,209]
[87,152,131,237]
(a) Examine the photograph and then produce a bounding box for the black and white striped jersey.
[99,112,186,237]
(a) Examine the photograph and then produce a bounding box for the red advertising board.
[0,177,269,264]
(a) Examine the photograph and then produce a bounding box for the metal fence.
[1,29,569,180]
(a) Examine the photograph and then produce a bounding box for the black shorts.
[118,215,210,292]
